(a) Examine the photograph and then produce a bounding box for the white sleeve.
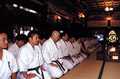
[37,46,44,65]
[17,48,29,72]
[42,44,51,64]
[8,52,18,73]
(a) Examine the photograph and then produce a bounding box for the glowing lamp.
[109,47,116,52]
[106,16,112,20]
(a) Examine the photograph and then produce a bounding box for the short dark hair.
[27,30,39,39]
[15,34,27,41]
[60,32,69,37]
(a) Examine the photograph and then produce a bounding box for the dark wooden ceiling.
[0,0,120,24]
[47,0,120,20]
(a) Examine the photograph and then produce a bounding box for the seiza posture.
[17,31,51,79]
[42,30,63,78]
[8,34,26,59]
[0,30,18,79]
[57,38,74,70]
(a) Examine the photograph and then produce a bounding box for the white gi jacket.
[17,43,44,72]
[42,38,59,64]
[66,41,77,56]
[73,41,82,55]
[8,43,20,59]
[0,49,18,79]
[57,39,70,57]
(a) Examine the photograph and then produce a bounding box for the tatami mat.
[60,59,102,79]
[102,62,120,79]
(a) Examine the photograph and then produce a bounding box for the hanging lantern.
[78,12,85,18]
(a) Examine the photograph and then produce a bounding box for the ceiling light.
[78,12,85,18]
[13,3,18,8]
[106,16,112,20]
[105,7,109,12]
[30,27,34,30]
[109,7,113,11]
[24,8,37,14]
[19,6,24,9]
[105,7,114,12]
[109,47,116,52]
[29,9,37,14]
[60,30,64,33]
[57,16,61,20]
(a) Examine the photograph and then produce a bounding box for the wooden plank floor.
[60,59,102,79]
[102,62,120,79]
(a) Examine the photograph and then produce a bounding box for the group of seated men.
[0,29,100,79]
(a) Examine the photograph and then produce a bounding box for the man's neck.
[28,42,35,49]
[0,49,3,60]
[51,37,56,43]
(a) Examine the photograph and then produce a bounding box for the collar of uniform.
[26,42,35,50]
[14,43,19,49]
[49,38,54,43]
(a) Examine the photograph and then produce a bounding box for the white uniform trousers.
[44,63,63,78]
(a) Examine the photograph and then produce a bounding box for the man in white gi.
[42,30,64,78]
[0,30,18,79]
[57,32,74,70]
[72,38,86,63]
[17,31,51,79]
[68,37,80,65]
[8,34,27,59]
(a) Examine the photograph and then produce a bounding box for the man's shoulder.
[3,49,15,59]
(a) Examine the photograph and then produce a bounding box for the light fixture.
[104,1,114,12]
[112,56,118,60]
[24,30,30,36]
[57,16,61,20]
[30,26,34,31]
[104,1,113,7]
[109,7,113,11]
[13,4,37,14]
[106,16,112,20]
[24,8,37,14]
[20,27,23,34]
[54,15,62,21]
[60,30,64,33]
[109,47,116,52]
[78,12,85,18]
[105,7,109,12]
[105,7,114,12]
[19,6,24,9]
[28,9,37,14]
[13,3,18,8]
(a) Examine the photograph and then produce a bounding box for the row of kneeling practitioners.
[0,30,101,79]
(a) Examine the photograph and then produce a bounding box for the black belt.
[28,66,44,79]
[52,60,65,73]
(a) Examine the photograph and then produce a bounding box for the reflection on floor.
[60,52,120,79]
[102,62,120,79]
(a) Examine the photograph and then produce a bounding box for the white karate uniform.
[66,41,79,65]
[73,41,85,63]
[8,43,20,59]
[17,43,51,79]
[8,43,22,79]
[0,49,18,79]
[42,38,63,78]
[57,39,74,69]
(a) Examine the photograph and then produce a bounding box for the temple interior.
[0,0,120,79]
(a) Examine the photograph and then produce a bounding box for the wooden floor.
[60,57,102,79]
[60,52,120,79]
[102,62,120,79]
